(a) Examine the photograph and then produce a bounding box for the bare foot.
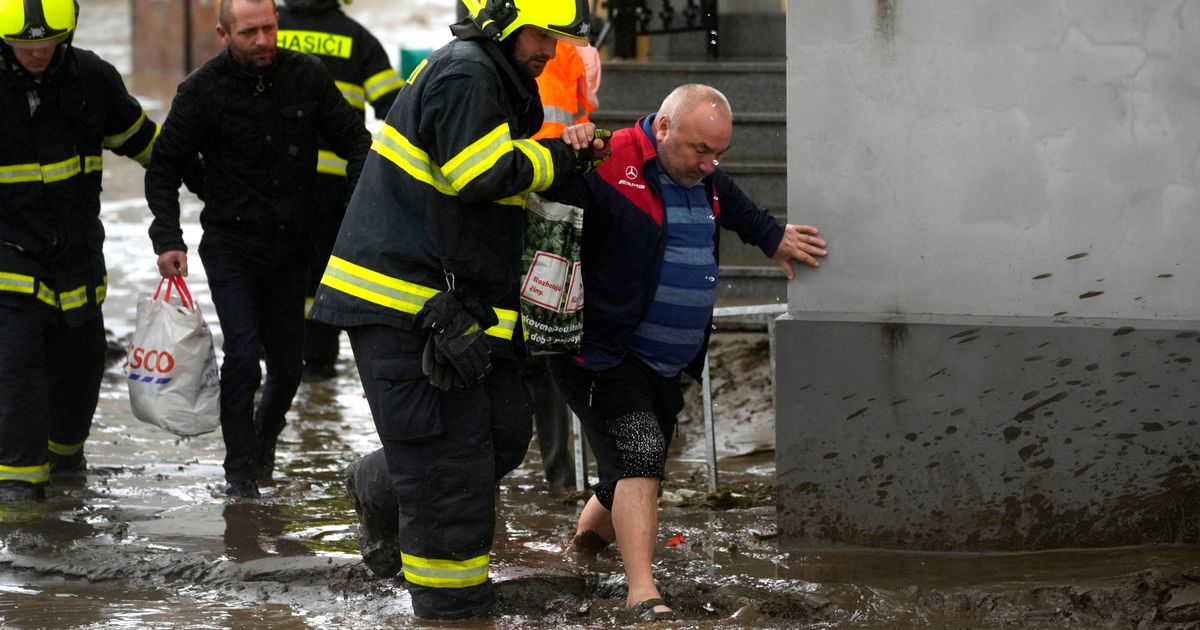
[566,529,613,553]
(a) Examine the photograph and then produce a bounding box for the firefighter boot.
[344,451,403,578]
[0,482,46,503]
[49,450,87,476]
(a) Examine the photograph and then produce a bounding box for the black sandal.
[629,597,681,622]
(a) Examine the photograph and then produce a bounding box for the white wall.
[787,0,1200,322]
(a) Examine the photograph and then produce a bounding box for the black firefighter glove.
[574,128,613,174]
[413,289,499,391]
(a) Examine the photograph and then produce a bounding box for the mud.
[4,332,1200,629]
[3,2,1199,628]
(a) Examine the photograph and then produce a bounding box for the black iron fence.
[605,0,720,59]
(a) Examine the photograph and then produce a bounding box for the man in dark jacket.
[547,84,828,621]
[310,0,603,619]
[276,0,403,378]
[145,0,370,499]
[0,0,165,503]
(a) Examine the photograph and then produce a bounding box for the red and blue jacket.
[550,115,785,379]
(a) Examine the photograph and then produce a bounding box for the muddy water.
[3,2,1200,628]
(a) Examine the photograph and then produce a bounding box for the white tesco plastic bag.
[126,277,220,437]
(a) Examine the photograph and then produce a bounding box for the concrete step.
[715,265,786,306]
[646,13,786,61]
[718,206,787,266]
[719,160,786,210]
[590,110,786,162]
[595,60,785,114]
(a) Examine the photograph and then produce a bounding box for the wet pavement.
[3,2,1200,628]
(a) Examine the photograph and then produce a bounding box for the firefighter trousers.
[303,176,350,372]
[0,301,105,489]
[347,324,531,620]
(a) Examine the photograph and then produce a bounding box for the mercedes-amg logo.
[625,165,638,180]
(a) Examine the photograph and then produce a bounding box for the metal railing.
[573,302,787,493]
[605,0,720,59]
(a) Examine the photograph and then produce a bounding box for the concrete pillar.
[777,0,1200,551]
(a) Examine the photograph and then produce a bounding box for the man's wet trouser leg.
[254,265,307,477]
[201,242,305,484]
[349,324,531,619]
[0,303,50,498]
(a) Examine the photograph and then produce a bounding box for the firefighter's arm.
[425,71,576,204]
[317,64,372,191]
[360,33,403,119]
[97,59,159,167]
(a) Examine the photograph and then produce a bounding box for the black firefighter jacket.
[277,2,404,178]
[0,46,159,325]
[145,47,371,265]
[309,22,580,349]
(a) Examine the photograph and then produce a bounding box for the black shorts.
[548,354,684,510]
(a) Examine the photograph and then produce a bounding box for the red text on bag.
[126,345,176,374]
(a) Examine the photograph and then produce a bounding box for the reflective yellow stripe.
[321,256,438,315]
[84,154,103,174]
[373,124,457,196]
[512,139,553,193]
[276,29,353,58]
[1,154,104,183]
[364,68,403,102]
[305,296,314,319]
[0,271,36,294]
[59,285,88,311]
[104,110,147,149]
[336,80,366,110]
[442,123,513,191]
[96,276,108,304]
[401,553,489,589]
[317,150,348,177]
[496,194,527,207]
[320,256,517,340]
[41,156,82,183]
[132,124,161,167]
[2,276,102,310]
[36,283,57,308]
[405,58,428,85]
[0,162,42,184]
[48,440,83,456]
[0,464,49,484]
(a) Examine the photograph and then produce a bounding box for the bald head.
[657,84,732,131]
[218,0,275,30]
[652,84,733,187]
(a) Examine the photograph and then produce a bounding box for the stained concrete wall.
[777,0,1200,550]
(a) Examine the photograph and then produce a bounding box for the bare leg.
[569,494,615,552]
[612,476,672,614]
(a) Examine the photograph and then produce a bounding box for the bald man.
[546,84,828,621]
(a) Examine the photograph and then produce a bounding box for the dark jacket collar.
[449,18,538,110]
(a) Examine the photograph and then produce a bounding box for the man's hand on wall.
[771,224,827,280]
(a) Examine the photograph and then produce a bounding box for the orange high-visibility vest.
[532,41,595,140]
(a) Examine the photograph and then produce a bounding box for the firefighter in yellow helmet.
[276,0,404,379]
[0,0,174,503]
[311,0,607,619]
